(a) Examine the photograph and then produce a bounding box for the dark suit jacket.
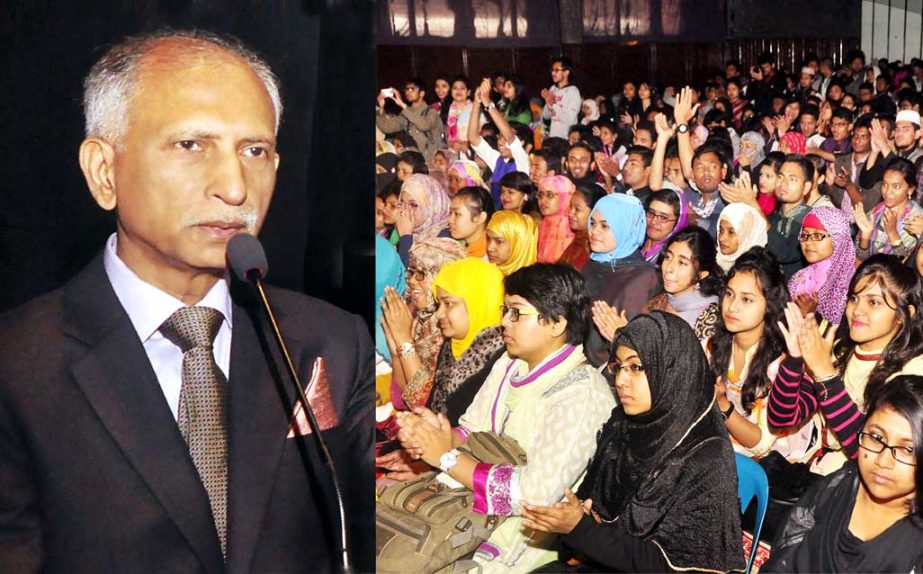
[0,254,374,573]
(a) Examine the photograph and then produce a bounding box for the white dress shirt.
[103,233,233,420]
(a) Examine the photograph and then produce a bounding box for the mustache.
[186,209,259,230]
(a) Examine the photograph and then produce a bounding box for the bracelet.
[722,402,735,420]
[812,371,839,383]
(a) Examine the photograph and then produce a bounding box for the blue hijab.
[589,193,647,264]
[375,235,406,361]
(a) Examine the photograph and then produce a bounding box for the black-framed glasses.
[858,431,917,466]
[645,210,677,224]
[798,232,830,243]
[607,361,646,376]
[499,305,541,322]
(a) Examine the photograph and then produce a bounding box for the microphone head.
[227,233,268,281]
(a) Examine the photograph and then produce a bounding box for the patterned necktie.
[160,306,228,558]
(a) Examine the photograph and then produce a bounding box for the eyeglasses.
[536,191,558,200]
[405,267,431,282]
[499,305,541,322]
[645,210,677,224]
[551,67,565,73]
[798,232,830,243]
[858,431,916,466]
[607,361,646,376]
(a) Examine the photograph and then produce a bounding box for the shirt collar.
[103,233,233,343]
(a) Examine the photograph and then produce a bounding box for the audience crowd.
[374,49,923,572]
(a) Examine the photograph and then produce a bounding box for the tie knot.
[160,306,224,352]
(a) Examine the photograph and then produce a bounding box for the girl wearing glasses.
[787,207,855,324]
[641,189,688,264]
[525,312,745,573]
[707,248,817,462]
[763,375,923,572]
[380,238,466,412]
[536,175,576,263]
[854,157,923,260]
[771,254,923,475]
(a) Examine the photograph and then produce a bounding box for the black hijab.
[577,311,745,572]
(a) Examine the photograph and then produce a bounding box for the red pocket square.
[287,357,339,438]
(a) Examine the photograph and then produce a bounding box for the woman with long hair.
[770,254,923,474]
[708,247,817,460]
[640,226,724,340]
[498,73,531,125]
[763,375,923,571]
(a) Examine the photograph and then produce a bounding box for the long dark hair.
[664,227,725,297]
[709,247,788,413]
[504,73,530,118]
[865,374,923,524]
[833,254,923,408]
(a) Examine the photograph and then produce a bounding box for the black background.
[0,0,375,329]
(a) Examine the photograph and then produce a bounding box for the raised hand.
[673,86,700,126]
[795,313,837,379]
[853,202,874,237]
[777,302,805,358]
[654,112,674,140]
[793,292,819,318]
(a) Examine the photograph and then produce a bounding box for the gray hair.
[83,29,283,145]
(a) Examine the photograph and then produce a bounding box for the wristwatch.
[397,341,416,358]
[438,448,461,472]
[677,123,689,134]
[722,402,735,420]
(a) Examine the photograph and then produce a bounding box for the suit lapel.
[64,256,225,573]
[225,299,318,572]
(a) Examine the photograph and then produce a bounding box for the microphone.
[227,234,352,574]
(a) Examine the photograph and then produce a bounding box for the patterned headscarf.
[449,159,486,189]
[739,131,766,168]
[788,207,855,324]
[642,189,689,263]
[485,210,538,276]
[589,193,647,264]
[401,174,451,242]
[432,257,505,358]
[536,175,576,263]
[715,203,768,272]
[780,131,807,155]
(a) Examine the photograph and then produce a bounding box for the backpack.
[375,432,527,574]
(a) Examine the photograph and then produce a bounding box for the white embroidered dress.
[455,344,614,573]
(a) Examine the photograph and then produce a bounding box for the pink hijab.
[780,131,807,155]
[537,175,576,263]
[788,207,855,324]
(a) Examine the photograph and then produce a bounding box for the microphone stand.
[249,271,353,574]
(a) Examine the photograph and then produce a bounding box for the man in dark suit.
[0,30,373,573]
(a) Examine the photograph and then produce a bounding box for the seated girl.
[640,226,724,340]
[770,254,923,475]
[485,210,538,276]
[641,189,688,264]
[716,202,768,273]
[580,194,660,367]
[524,312,745,573]
[708,247,817,461]
[394,173,452,266]
[395,264,615,573]
[449,186,495,258]
[536,175,576,263]
[787,207,855,324]
[558,183,606,271]
[497,171,534,213]
[763,375,923,572]
[380,238,466,410]
[447,159,487,198]
[854,157,923,261]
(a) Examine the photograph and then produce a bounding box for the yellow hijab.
[486,211,538,276]
[432,257,505,358]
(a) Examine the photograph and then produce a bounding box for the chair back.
[735,453,769,574]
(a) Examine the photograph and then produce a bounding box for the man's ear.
[79,138,118,211]
[474,210,488,226]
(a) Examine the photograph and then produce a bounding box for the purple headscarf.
[788,207,855,324]
[643,188,689,263]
